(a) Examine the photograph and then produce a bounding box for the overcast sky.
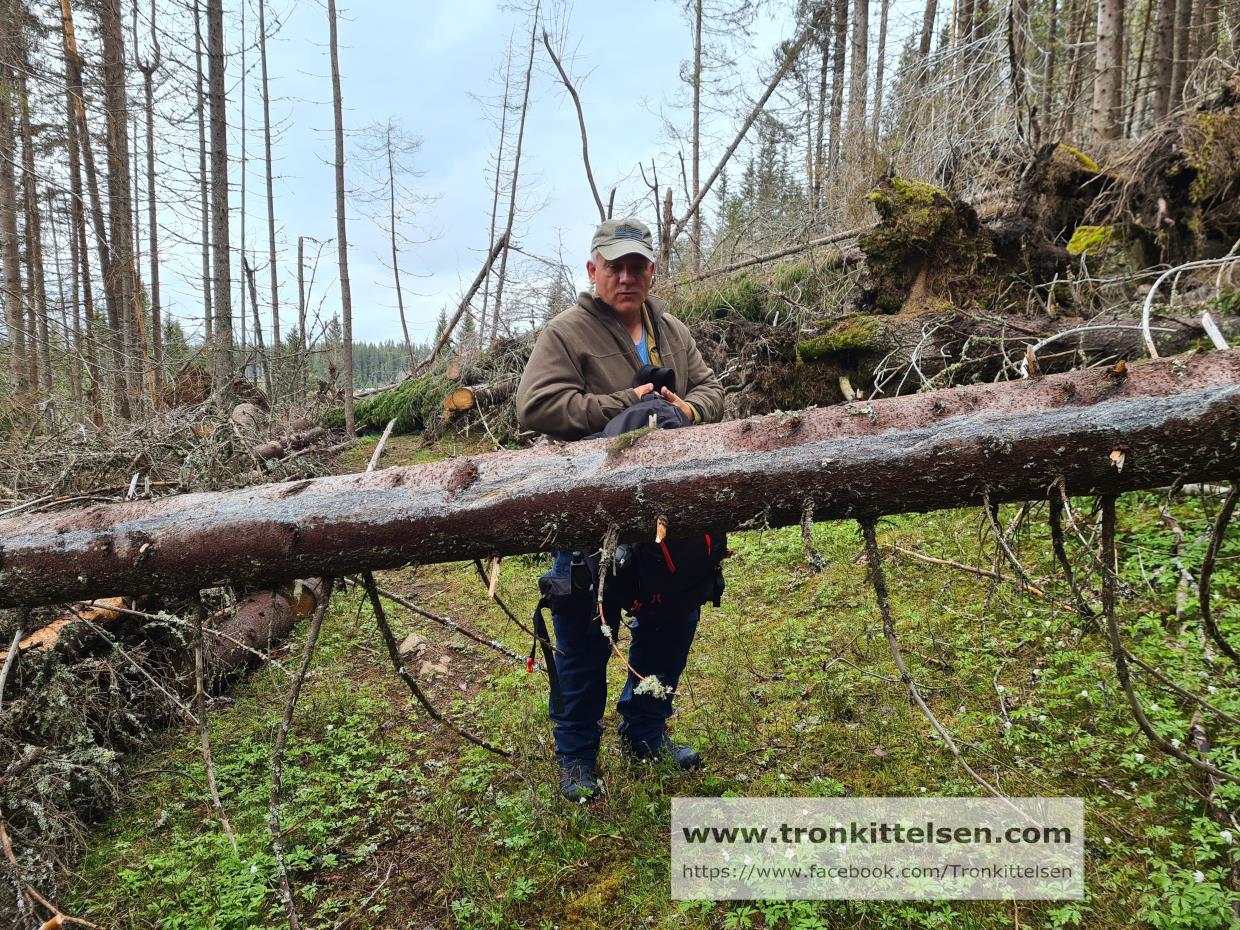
[149,1,919,345]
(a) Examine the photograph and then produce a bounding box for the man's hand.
[633,382,655,399]
[659,386,696,422]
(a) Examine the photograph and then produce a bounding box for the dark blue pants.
[547,550,700,767]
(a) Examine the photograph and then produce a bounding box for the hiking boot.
[619,725,703,770]
[557,757,600,803]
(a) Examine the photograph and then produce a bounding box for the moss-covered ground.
[65,434,1239,929]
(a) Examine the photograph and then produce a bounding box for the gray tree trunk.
[207,0,234,395]
[327,0,355,433]
[1092,0,1125,140]
[3,352,1237,610]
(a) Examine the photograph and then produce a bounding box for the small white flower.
[1026,611,1033,618]
[1220,830,1233,845]
[996,685,1006,693]
[325,724,334,731]
[721,850,730,860]
[1134,752,1146,764]
[1038,714,1048,722]
[1103,836,1112,845]
[1193,870,1205,883]
[1079,690,1090,699]
[1003,721,1012,730]
[1149,704,1159,712]
[250,864,259,875]
[1170,738,1181,749]
[784,847,795,859]
[919,786,927,793]
[1208,686,1218,694]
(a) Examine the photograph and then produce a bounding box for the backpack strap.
[531,595,563,716]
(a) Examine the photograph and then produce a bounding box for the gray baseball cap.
[590,218,655,262]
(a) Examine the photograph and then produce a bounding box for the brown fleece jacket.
[515,292,725,441]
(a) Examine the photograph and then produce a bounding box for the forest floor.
[62,432,1239,930]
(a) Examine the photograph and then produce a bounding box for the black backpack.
[592,395,729,622]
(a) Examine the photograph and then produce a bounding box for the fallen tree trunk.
[442,378,518,414]
[204,579,324,682]
[2,352,1237,610]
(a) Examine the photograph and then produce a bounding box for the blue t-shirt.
[634,328,650,364]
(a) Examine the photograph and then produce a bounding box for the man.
[516,218,725,801]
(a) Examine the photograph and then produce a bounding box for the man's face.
[587,252,654,315]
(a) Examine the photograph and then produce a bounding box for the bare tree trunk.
[297,235,306,396]
[16,69,50,400]
[1042,0,1058,133]
[99,0,153,411]
[384,126,416,370]
[1198,0,1220,63]
[479,46,512,343]
[1127,0,1155,134]
[193,0,212,343]
[47,189,82,410]
[847,0,870,161]
[1153,0,1177,119]
[237,0,248,375]
[1059,0,1091,135]
[828,0,848,174]
[207,0,234,395]
[258,0,279,398]
[919,0,939,61]
[0,6,26,400]
[490,1,539,347]
[64,61,101,426]
[327,0,355,434]
[870,0,890,163]
[1092,0,1125,140]
[136,0,162,397]
[62,0,129,418]
[813,25,829,212]
[1171,0,1193,107]
[691,0,702,272]
[243,257,271,397]
[5,352,1238,610]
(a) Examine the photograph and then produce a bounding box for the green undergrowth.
[670,260,849,326]
[65,438,1240,928]
[323,373,453,434]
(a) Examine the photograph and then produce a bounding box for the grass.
[62,434,1240,929]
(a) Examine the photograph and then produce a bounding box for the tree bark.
[1171,0,1193,107]
[207,0,234,396]
[870,0,890,162]
[327,0,355,434]
[258,0,279,395]
[691,0,702,272]
[490,1,539,347]
[193,0,212,343]
[0,5,26,401]
[828,0,848,174]
[846,0,870,159]
[62,0,126,421]
[1041,0,1058,134]
[3,351,1237,610]
[479,46,512,346]
[98,0,151,410]
[16,69,50,402]
[383,125,416,371]
[1092,0,1125,140]
[136,0,162,397]
[1153,0,1178,120]
[64,64,102,427]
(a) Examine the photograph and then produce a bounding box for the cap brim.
[595,241,655,262]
